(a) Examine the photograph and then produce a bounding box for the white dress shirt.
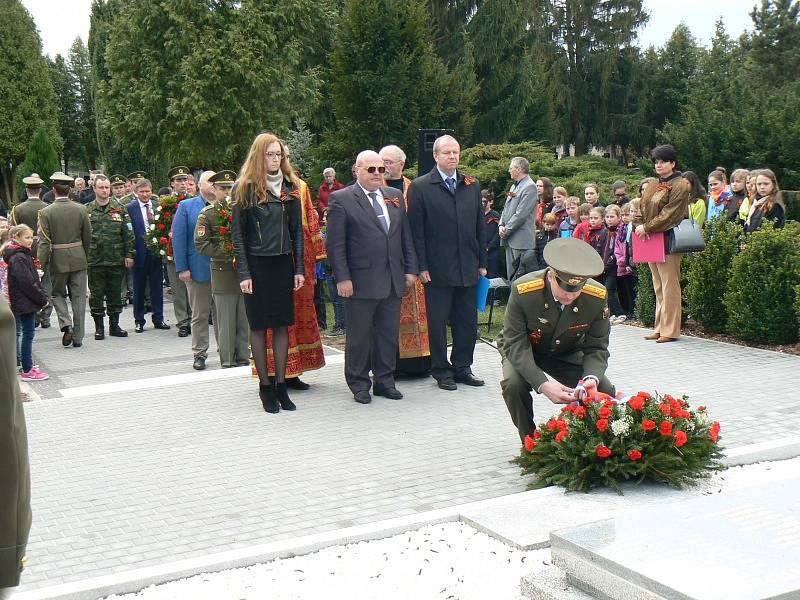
[137,199,154,227]
[358,183,391,229]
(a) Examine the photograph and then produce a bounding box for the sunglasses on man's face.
[362,166,386,174]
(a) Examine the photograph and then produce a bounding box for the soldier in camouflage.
[195,170,250,368]
[85,175,135,339]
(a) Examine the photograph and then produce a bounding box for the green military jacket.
[194,202,239,294]
[37,197,92,273]
[9,198,47,233]
[119,193,136,206]
[85,199,135,267]
[0,295,31,588]
[497,268,611,391]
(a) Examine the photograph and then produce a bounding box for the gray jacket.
[500,175,537,250]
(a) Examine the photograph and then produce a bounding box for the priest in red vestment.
[380,145,430,376]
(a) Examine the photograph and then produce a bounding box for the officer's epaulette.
[581,283,607,300]
[516,278,544,294]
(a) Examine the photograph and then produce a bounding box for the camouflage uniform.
[195,202,250,367]
[86,199,135,337]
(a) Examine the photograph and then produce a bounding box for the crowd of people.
[0,137,789,404]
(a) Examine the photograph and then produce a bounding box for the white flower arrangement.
[610,417,631,437]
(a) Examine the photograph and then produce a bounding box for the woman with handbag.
[634,145,691,344]
[231,133,305,414]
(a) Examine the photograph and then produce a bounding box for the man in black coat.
[408,135,487,391]
[327,150,418,404]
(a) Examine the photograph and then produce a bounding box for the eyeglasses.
[362,166,386,174]
[266,152,283,159]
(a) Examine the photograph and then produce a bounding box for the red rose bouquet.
[146,193,188,260]
[513,390,724,493]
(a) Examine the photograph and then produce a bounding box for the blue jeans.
[15,312,36,372]
[326,275,345,328]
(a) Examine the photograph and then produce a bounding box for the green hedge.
[724,222,800,344]
[685,218,741,332]
[635,263,655,327]
[784,190,800,222]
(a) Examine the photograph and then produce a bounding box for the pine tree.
[326,0,471,163]
[49,54,80,173]
[0,0,60,205]
[747,0,800,85]
[542,0,648,155]
[17,129,61,198]
[67,38,99,170]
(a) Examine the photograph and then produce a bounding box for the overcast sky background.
[22,0,756,59]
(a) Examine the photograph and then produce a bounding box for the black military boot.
[93,316,105,340]
[109,314,128,337]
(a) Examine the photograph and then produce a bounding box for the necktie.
[368,192,388,233]
[145,203,154,223]
[446,177,455,194]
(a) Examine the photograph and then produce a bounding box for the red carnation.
[596,419,609,432]
[627,449,642,461]
[158,223,166,231]
[709,422,721,443]
[674,430,688,447]
[664,394,676,403]
[533,430,542,440]
[159,236,168,245]
[697,405,706,411]
[673,408,690,419]
[659,420,673,436]
[627,396,645,410]
[546,418,558,432]
[641,419,656,431]
[524,435,535,452]
[219,226,229,235]
[555,430,568,443]
[658,403,672,416]
[573,406,586,418]
[599,406,612,418]
[637,391,652,400]
[595,445,612,458]
[556,419,568,432]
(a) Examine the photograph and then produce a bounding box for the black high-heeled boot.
[275,382,296,411]
[259,382,279,413]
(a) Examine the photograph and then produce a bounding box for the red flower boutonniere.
[280,188,302,203]
[385,196,400,208]
[657,182,672,193]
[463,175,476,186]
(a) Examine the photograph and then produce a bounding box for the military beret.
[209,170,237,187]
[109,174,127,185]
[127,171,147,181]
[22,174,44,186]
[50,171,73,184]
[543,237,605,292]
[168,166,190,180]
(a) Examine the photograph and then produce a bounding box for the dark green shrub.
[686,217,741,331]
[724,223,800,343]
[784,190,799,222]
[635,262,655,327]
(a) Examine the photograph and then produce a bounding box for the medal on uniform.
[528,329,542,344]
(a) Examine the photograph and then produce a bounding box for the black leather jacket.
[231,181,304,282]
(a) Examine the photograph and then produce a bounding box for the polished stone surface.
[551,477,800,600]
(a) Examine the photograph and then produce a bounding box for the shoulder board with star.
[516,278,545,295]
[581,283,607,300]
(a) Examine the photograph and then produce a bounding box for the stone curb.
[15,438,800,600]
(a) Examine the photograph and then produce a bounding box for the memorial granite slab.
[548,477,800,600]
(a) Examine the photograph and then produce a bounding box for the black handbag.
[668,216,705,254]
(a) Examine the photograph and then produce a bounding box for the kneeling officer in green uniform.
[498,237,616,443]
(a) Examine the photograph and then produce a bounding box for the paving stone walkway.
[16,299,800,592]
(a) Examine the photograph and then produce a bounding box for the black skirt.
[243,254,295,329]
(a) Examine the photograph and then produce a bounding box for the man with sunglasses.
[498,237,616,443]
[326,150,418,404]
[407,135,487,392]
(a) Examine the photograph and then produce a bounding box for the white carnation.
[159,249,166,256]
[611,418,631,436]
[154,214,160,220]
[695,411,709,426]
[151,237,158,243]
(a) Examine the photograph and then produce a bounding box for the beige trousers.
[648,253,682,339]
[186,280,214,358]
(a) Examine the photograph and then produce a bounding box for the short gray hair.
[323,167,336,177]
[510,157,529,174]
[379,145,406,163]
[432,135,459,154]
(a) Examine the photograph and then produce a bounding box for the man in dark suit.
[126,178,170,333]
[408,135,487,391]
[327,150,418,404]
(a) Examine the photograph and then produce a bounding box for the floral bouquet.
[213,198,235,262]
[146,193,188,259]
[513,389,724,493]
